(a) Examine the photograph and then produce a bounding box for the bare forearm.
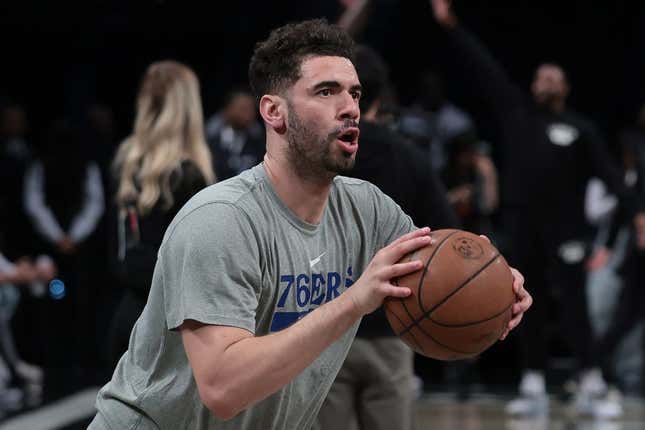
[208,293,361,417]
[481,173,499,214]
[337,0,371,37]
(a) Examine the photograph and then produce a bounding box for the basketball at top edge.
[384,229,515,361]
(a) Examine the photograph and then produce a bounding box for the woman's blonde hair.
[114,61,215,214]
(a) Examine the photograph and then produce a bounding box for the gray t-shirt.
[91,163,413,430]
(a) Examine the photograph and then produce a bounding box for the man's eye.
[351,91,361,100]
[319,89,332,96]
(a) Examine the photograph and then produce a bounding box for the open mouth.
[338,132,354,143]
[337,128,359,144]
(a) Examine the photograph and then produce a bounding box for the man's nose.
[338,92,359,120]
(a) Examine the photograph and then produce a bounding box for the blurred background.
[2,0,645,428]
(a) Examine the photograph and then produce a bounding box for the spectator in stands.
[431,0,644,418]
[23,119,105,390]
[0,251,56,408]
[592,103,645,396]
[442,138,498,237]
[108,60,215,368]
[0,104,35,260]
[205,87,264,180]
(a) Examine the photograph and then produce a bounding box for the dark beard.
[286,104,355,182]
[534,92,561,112]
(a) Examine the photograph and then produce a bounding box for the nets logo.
[270,267,354,332]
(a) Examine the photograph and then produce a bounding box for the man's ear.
[259,95,287,134]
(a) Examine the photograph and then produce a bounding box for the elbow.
[208,399,239,421]
[198,384,243,421]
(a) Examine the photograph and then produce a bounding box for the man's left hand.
[500,267,531,340]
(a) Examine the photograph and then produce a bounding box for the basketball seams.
[417,229,460,313]
[425,252,501,317]
[390,229,458,339]
[412,323,479,355]
[384,303,424,353]
[387,300,480,356]
[428,302,512,328]
[396,253,500,337]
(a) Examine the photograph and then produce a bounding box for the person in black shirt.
[592,103,645,395]
[431,0,644,418]
[23,119,105,392]
[205,87,265,180]
[315,45,459,430]
[442,137,499,237]
[108,61,215,368]
[0,104,34,261]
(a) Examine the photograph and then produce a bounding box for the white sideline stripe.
[0,386,100,430]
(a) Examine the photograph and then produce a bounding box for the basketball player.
[431,0,644,418]
[89,19,531,429]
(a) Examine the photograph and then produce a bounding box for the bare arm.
[336,0,372,37]
[68,163,105,243]
[430,0,524,117]
[23,162,65,244]
[473,154,499,214]
[0,254,37,285]
[181,228,433,420]
[181,293,359,420]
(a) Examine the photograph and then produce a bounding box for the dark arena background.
[1,0,645,428]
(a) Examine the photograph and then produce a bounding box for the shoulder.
[333,175,378,195]
[332,175,397,209]
[164,165,269,239]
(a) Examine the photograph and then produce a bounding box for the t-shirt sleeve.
[368,183,416,249]
[160,203,262,333]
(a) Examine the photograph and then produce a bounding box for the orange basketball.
[384,229,515,360]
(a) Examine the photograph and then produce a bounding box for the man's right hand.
[431,0,458,28]
[345,227,433,316]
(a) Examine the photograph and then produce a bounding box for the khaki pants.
[314,337,414,430]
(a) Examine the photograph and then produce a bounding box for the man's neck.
[544,99,566,114]
[551,100,566,114]
[262,153,332,225]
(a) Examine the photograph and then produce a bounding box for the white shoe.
[578,368,607,396]
[590,397,623,420]
[589,388,623,420]
[506,370,549,417]
[505,394,549,417]
[518,370,546,396]
[572,368,622,419]
[573,388,623,419]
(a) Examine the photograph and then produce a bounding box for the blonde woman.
[109,61,215,367]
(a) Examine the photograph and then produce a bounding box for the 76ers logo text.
[270,267,354,332]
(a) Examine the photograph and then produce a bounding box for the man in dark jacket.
[431,0,644,418]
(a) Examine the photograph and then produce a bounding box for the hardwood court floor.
[414,393,645,430]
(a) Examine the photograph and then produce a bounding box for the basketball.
[384,229,515,360]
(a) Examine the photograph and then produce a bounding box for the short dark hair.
[248,19,356,100]
[353,45,389,112]
[222,85,254,108]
